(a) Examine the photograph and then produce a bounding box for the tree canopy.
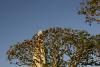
[7,27,100,67]
[78,0,100,24]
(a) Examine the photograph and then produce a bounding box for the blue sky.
[0,0,100,67]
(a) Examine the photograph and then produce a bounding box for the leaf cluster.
[7,27,100,67]
[78,0,100,24]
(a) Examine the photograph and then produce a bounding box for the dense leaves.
[78,0,100,24]
[7,40,34,66]
[7,27,100,67]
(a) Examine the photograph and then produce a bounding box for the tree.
[78,0,100,25]
[7,27,100,67]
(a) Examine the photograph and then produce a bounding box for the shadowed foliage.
[78,0,100,25]
[7,27,100,67]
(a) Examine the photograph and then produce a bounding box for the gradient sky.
[0,0,100,67]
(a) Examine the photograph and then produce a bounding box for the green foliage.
[7,27,100,67]
[78,0,100,25]
[7,40,34,66]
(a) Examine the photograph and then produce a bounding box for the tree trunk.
[32,34,46,67]
[52,59,57,67]
[72,63,77,67]
[68,62,77,67]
